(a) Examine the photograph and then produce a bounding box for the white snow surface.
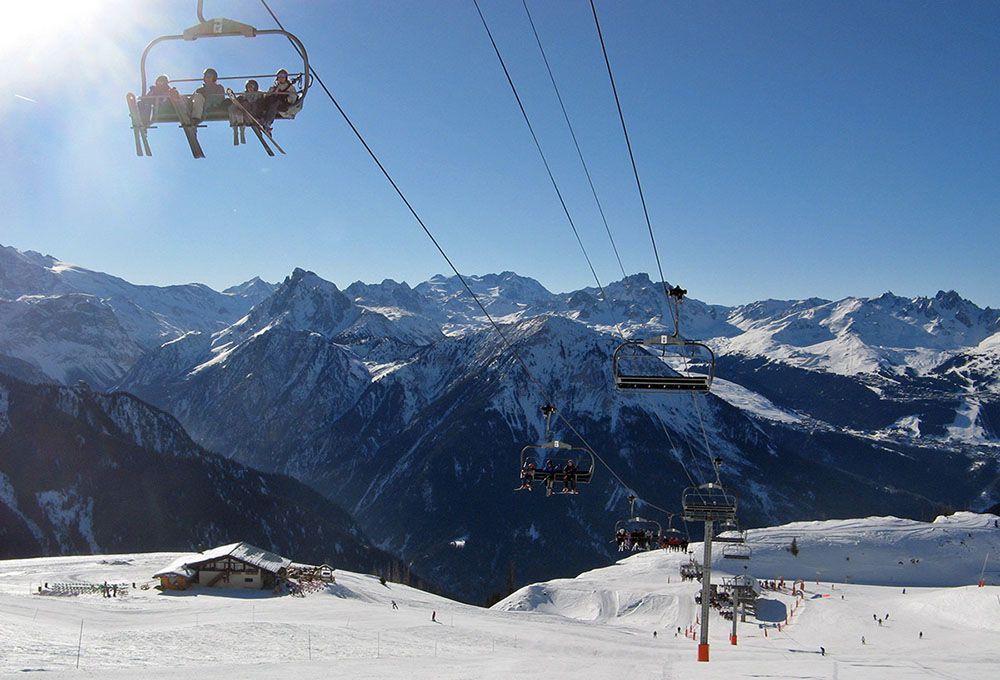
[1,514,998,678]
[708,378,803,424]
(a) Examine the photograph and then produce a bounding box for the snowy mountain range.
[0,245,274,386]
[1,243,997,602]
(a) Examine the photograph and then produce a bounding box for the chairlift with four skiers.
[126,0,311,158]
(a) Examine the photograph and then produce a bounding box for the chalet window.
[244,577,254,583]
[244,568,258,575]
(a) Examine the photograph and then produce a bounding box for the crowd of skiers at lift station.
[142,68,298,134]
[516,459,580,495]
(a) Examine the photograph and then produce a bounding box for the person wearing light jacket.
[261,68,298,133]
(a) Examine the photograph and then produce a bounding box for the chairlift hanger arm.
[139,21,309,98]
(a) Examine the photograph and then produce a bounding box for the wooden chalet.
[154,542,292,591]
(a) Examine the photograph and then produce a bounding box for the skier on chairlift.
[191,68,226,124]
[516,460,536,491]
[562,459,578,494]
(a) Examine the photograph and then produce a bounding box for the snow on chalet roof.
[153,542,291,578]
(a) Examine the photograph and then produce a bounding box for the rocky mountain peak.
[230,269,359,341]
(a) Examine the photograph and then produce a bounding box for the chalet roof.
[153,542,292,579]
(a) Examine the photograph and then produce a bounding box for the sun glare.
[1,0,112,47]
[3,0,166,111]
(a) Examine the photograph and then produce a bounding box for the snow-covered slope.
[736,512,1000,586]
[1,514,998,678]
[495,512,1000,621]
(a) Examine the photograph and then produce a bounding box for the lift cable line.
[534,4,714,477]
[583,1,719,465]
[473,0,609,306]
[588,0,675,332]
[525,4,710,464]
[258,0,675,517]
[588,4,717,393]
[587,5,737,663]
[477,0,709,510]
[521,0,628,281]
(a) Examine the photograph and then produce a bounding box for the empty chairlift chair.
[722,543,752,560]
[612,336,715,392]
[611,286,715,393]
[713,519,745,544]
[681,482,737,523]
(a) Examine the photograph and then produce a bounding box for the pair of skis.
[125,93,152,157]
[226,89,286,157]
[126,92,203,158]
[126,92,286,158]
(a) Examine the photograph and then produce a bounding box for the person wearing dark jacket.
[562,459,578,494]
[230,79,265,128]
[141,74,181,122]
[191,68,227,123]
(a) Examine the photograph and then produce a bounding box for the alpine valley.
[1,243,997,603]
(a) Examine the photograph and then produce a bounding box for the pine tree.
[789,537,800,557]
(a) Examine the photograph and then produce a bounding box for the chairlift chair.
[722,543,752,560]
[612,495,661,551]
[612,335,715,392]
[611,286,715,393]
[679,558,702,580]
[126,0,312,157]
[681,482,737,523]
[661,515,689,551]
[516,405,594,496]
[714,519,745,544]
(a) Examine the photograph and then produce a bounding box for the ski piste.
[125,93,151,157]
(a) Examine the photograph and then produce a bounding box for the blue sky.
[2,0,998,307]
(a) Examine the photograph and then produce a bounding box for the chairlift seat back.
[612,338,715,393]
